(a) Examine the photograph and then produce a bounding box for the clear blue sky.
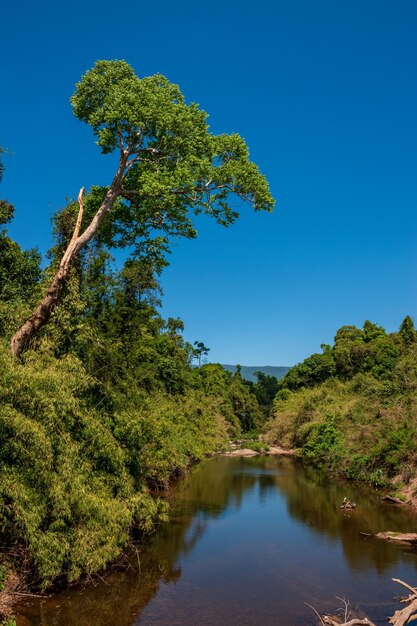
[1,0,416,366]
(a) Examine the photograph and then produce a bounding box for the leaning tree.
[11,60,274,356]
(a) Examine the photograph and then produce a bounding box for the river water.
[16,456,417,625]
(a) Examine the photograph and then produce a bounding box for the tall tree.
[399,315,416,346]
[11,60,274,356]
[193,341,210,367]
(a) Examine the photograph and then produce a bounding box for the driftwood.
[323,618,376,625]
[382,495,406,505]
[315,579,417,626]
[375,532,417,544]
[340,497,356,510]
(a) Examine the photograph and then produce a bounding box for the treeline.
[266,318,417,488]
[0,196,273,594]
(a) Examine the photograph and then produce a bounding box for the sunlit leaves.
[71,59,274,251]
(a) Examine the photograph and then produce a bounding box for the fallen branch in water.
[382,495,406,505]
[392,578,417,597]
[375,532,417,544]
[358,532,417,545]
[320,596,376,626]
[340,497,356,510]
[311,578,417,626]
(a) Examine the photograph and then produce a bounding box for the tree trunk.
[10,168,124,357]
[11,261,74,356]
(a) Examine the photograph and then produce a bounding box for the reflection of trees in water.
[170,456,260,515]
[269,457,417,574]
[16,457,417,626]
[17,458,260,626]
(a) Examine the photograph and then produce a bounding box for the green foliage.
[302,416,342,469]
[0,201,42,335]
[0,64,271,590]
[244,441,269,453]
[193,341,210,367]
[278,348,336,391]
[0,222,264,589]
[267,318,417,488]
[399,315,416,346]
[71,60,274,225]
[193,363,264,435]
[248,371,280,415]
[276,319,403,393]
[0,340,237,589]
[0,562,7,592]
[53,60,275,294]
[239,430,260,440]
[0,215,258,589]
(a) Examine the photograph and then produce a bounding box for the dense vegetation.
[3,59,414,624]
[0,61,275,608]
[266,319,417,490]
[0,196,272,600]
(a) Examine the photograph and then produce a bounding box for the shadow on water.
[16,456,417,626]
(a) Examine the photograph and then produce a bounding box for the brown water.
[16,456,417,625]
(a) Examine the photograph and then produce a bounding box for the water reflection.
[271,458,417,573]
[16,456,417,626]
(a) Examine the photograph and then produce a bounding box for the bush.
[0,343,230,588]
[302,416,342,469]
[265,320,417,489]
[245,441,269,453]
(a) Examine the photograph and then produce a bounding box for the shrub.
[302,416,342,469]
[0,343,230,588]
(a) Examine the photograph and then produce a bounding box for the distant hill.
[221,365,291,383]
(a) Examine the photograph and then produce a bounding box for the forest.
[1,59,416,626]
[266,317,417,489]
[0,61,275,612]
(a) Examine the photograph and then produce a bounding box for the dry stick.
[322,615,376,626]
[10,149,127,357]
[393,579,417,597]
[319,579,417,626]
[336,596,351,622]
[11,591,49,598]
[399,595,417,605]
[135,546,141,574]
[72,187,85,241]
[305,602,325,626]
[339,617,375,626]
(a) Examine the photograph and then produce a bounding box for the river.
[16,455,417,625]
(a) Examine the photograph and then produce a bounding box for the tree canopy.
[11,60,274,356]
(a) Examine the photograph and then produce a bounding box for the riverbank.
[1,337,274,604]
[264,320,417,512]
[224,439,417,509]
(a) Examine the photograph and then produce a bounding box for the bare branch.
[323,618,376,626]
[389,599,417,626]
[120,188,140,197]
[71,187,85,241]
[305,602,325,626]
[393,579,417,597]
[117,130,124,153]
[336,597,351,623]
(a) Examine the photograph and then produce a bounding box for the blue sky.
[1,0,416,365]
